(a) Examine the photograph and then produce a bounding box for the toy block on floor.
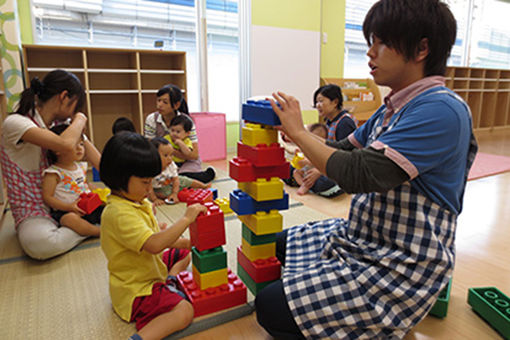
[468,287,510,339]
[242,224,276,245]
[291,152,305,169]
[237,263,277,296]
[78,192,102,214]
[242,100,281,126]
[192,246,227,273]
[238,177,284,201]
[214,197,233,214]
[241,123,278,147]
[237,142,286,167]
[237,246,281,283]
[177,270,247,317]
[178,188,213,205]
[229,157,290,182]
[429,279,452,318]
[229,189,289,216]
[241,238,276,261]
[192,265,228,290]
[239,210,283,235]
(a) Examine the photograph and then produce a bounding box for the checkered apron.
[326,111,357,143]
[282,89,478,339]
[0,145,51,228]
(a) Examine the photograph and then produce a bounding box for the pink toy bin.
[190,112,227,161]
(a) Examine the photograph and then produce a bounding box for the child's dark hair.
[112,117,136,134]
[170,115,193,132]
[13,69,85,118]
[308,123,328,136]
[100,132,161,192]
[157,84,189,115]
[313,84,343,110]
[150,136,170,150]
[46,123,71,165]
[362,0,456,76]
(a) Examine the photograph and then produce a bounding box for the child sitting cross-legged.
[41,123,103,237]
[149,137,211,206]
[99,132,207,340]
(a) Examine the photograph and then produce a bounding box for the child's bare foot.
[204,183,211,189]
[297,183,312,195]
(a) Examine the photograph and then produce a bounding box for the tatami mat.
[0,172,332,339]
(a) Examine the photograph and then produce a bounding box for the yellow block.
[92,188,111,203]
[241,123,278,146]
[214,197,233,214]
[242,238,276,262]
[238,177,283,201]
[238,210,283,235]
[192,265,228,290]
[291,152,304,169]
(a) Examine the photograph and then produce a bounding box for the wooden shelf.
[446,66,510,131]
[22,44,187,151]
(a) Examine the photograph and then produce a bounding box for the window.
[32,0,240,120]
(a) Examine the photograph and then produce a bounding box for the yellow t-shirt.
[165,135,193,163]
[100,195,167,322]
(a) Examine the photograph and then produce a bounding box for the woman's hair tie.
[30,77,44,96]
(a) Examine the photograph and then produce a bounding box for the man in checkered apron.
[255,1,477,339]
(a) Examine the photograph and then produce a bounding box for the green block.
[429,279,452,318]
[242,224,277,245]
[191,246,227,273]
[468,287,510,339]
[237,262,276,295]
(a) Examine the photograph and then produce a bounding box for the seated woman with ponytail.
[144,84,215,183]
[1,70,101,260]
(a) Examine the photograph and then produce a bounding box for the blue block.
[242,100,281,126]
[92,167,100,182]
[229,189,289,215]
[210,188,218,200]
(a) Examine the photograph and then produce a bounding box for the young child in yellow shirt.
[99,132,207,340]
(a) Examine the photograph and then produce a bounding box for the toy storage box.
[190,112,227,161]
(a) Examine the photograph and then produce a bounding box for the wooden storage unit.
[0,64,7,122]
[22,45,186,150]
[320,77,382,123]
[446,66,510,131]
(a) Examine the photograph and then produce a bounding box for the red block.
[229,157,290,182]
[190,227,226,251]
[189,202,225,251]
[177,269,247,317]
[237,142,286,167]
[178,188,213,205]
[77,192,102,215]
[237,246,281,283]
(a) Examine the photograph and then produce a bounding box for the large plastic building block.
[214,197,233,214]
[241,123,278,147]
[229,189,289,216]
[238,177,284,201]
[192,246,227,273]
[468,287,510,339]
[237,263,277,296]
[238,210,283,235]
[189,202,225,251]
[242,100,281,126]
[92,188,110,203]
[429,279,452,318]
[237,246,281,283]
[241,238,276,261]
[242,224,276,245]
[77,192,102,215]
[291,152,305,169]
[237,142,286,167]
[229,157,290,182]
[192,265,228,290]
[177,188,213,205]
[176,270,247,317]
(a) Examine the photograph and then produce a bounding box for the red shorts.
[130,248,190,330]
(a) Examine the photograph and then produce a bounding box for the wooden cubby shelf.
[446,66,510,131]
[22,45,187,151]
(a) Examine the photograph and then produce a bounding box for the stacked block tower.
[175,188,247,317]
[229,100,290,294]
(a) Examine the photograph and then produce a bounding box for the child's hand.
[174,139,186,149]
[71,200,86,216]
[159,222,168,230]
[152,198,165,207]
[168,193,179,203]
[184,203,207,222]
[303,168,322,187]
[297,157,311,168]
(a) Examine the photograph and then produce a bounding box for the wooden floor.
[184,128,510,340]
